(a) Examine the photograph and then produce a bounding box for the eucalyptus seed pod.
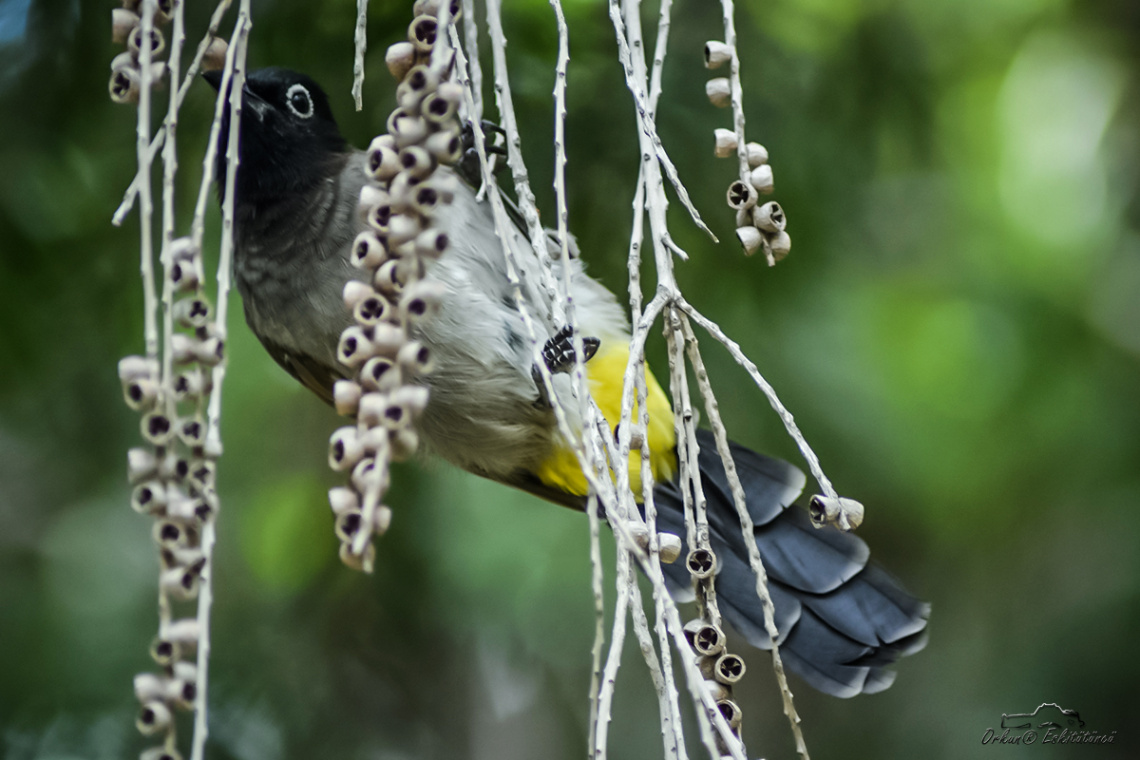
[333,379,363,416]
[399,280,447,325]
[360,356,402,392]
[808,494,864,531]
[112,8,139,44]
[704,41,732,69]
[684,619,727,656]
[328,486,361,516]
[712,653,746,685]
[136,701,172,736]
[123,377,160,410]
[686,548,717,579]
[338,539,376,572]
[413,228,449,260]
[201,37,227,72]
[752,201,786,233]
[388,426,421,462]
[749,164,774,195]
[337,326,376,368]
[334,509,364,543]
[765,229,792,264]
[367,138,402,182]
[128,24,165,58]
[398,145,436,181]
[109,63,141,104]
[140,745,184,760]
[396,340,433,375]
[745,142,769,168]
[386,214,423,247]
[172,367,212,400]
[726,180,756,211]
[131,481,167,515]
[163,618,201,647]
[353,292,391,327]
[329,427,366,471]
[713,128,737,158]
[421,90,459,125]
[128,447,158,483]
[140,411,175,446]
[352,230,390,270]
[385,41,416,81]
[424,129,462,164]
[369,323,408,356]
[735,226,762,257]
[173,296,212,328]
[408,15,439,53]
[160,566,200,601]
[389,113,429,149]
[705,78,731,107]
[716,699,743,730]
[133,672,165,703]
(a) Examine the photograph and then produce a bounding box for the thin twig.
[352,0,368,111]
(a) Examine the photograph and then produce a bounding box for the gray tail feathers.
[651,430,929,698]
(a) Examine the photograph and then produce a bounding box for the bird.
[203,66,929,698]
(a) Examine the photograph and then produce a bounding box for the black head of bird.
[204,67,348,206]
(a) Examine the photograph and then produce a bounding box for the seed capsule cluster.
[704,42,791,267]
[119,238,220,760]
[108,0,170,104]
[328,0,462,573]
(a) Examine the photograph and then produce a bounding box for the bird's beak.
[202,70,269,122]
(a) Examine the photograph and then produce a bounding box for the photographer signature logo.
[982,703,1118,746]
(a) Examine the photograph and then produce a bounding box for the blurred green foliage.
[2,0,1139,758]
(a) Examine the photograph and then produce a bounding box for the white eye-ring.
[285,83,314,119]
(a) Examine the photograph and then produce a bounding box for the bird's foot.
[532,325,601,408]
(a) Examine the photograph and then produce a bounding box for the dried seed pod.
[726,180,756,211]
[385,41,416,81]
[399,280,447,324]
[373,259,408,297]
[748,164,774,195]
[396,340,433,375]
[354,293,391,326]
[140,411,175,446]
[735,225,763,257]
[335,509,364,543]
[172,367,212,400]
[140,745,184,760]
[351,230,389,270]
[112,8,139,44]
[350,456,388,494]
[343,280,377,310]
[357,393,389,428]
[713,128,737,158]
[388,426,420,462]
[187,459,216,493]
[657,532,682,563]
[367,138,401,182]
[133,672,165,703]
[163,618,200,646]
[360,356,402,392]
[390,114,429,148]
[368,322,407,356]
[333,379,363,416]
[123,377,160,410]
[373,505,394,536]
[702,678,731,703]
[765,229,792,264]
[153,0,175,26]
[420,90,458,125]
[686,548,717,579]
[173,296,212,328]
[339,539,375,572]
[410,179,450,218]
[119,355,159,383]
[386,214,422,247]
[329,426,366,471]
[424,128,462,164]
[684,619,727,656]
[131,481,167,515]
[808,494,864,531]
[149,635,181,666]
[359,182,390,217]
[745,142,769,168]
[398,145,435,180]
[713,653,746,685]
[161,545,205,573]
[136,700,172,735]
[200,37,227,72]
[177,416,206,448]
[716,699,743,730]
[153,519,194,551]
[704,41,732,69]
[128,24,165,58]
[164,673,197,710]
[160,565,200,600]
[413,0,460,16]
[396,65,439,108]
[386,171,417,214]
[414,228,449,260]
[337,326,376,368]
[752,201,786,233]
[109,63,141,104]
[328,486,361,516]
[128,447,158,483]
[169,256,201,292]
[705,77,731,107]
[408,15,439,53]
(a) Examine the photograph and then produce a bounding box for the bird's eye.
[285,83,314,119]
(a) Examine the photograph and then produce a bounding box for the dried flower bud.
[705,77,731,107]
[713,128,737,158]
[112,8,139,44]
[329,486,361,516]
[136,700,172,735]
[735,225,762,257]
[686,548,717,579]
[726,180,756,211]
[385,41,416,81]
[200,37,227,72]
[704,41,732,69]
[333,379,363,416]
[369,322,407,356]
[386,214,423,247]
[745,142,769,168]
[408,15,439,52]
[748,164,774,195]
[119,355,158,383]
[765,229,791,264]
[163,618,200,646]
[373,505,394,536]
[751,201,786,233]
[808,494,864,531]
[329,426,365,471]
[128,447,158,483]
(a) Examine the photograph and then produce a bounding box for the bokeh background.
[2,0,1139,758]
